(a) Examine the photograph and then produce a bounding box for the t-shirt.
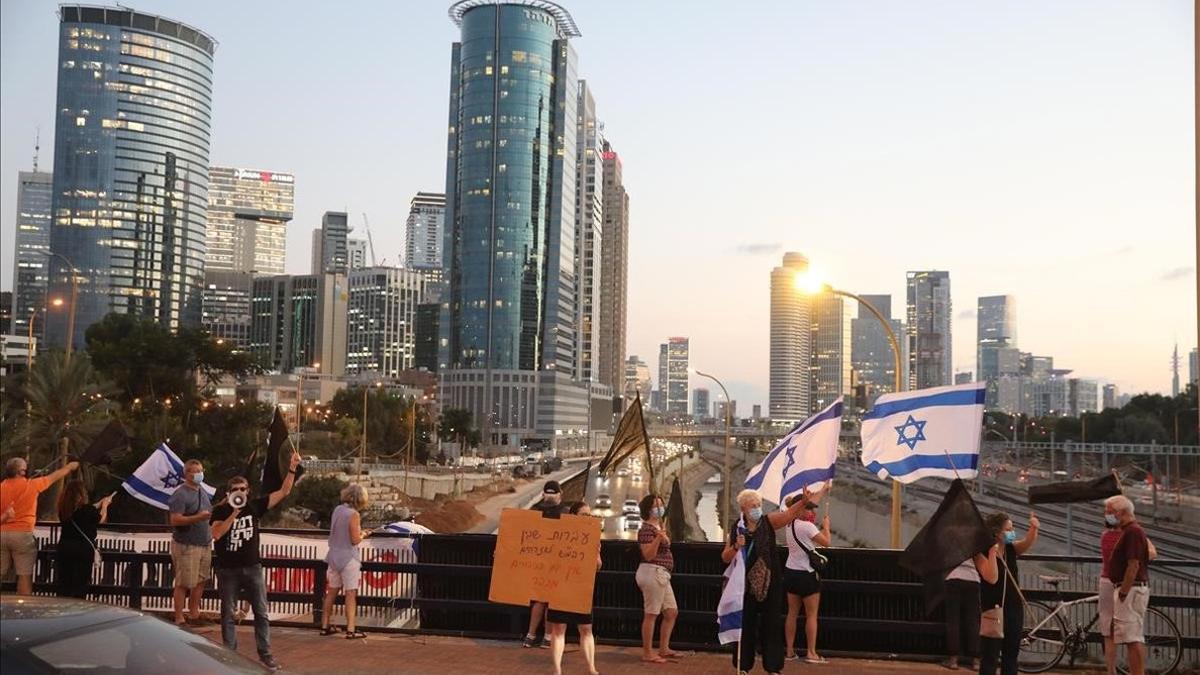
[1104,522,1150,583]
[784,520,820,572]
[211,496,268,568]
[0,476,51,532]
[531,500,564,518]
[59,505,101,551]
[638,521,673,571]
[1099,527,1122,579]
[945,557,981,583]
[168,484,212,546]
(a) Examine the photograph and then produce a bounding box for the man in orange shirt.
[1,457,80,594]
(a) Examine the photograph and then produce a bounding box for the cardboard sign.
[488,508,602,614]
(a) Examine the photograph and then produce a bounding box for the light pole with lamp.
[295,362,320,456]
[43,252,80,362]
[694,369,732,525]
[796,274,906,548]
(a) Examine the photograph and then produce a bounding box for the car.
[0,595,271,673]
[594,494,612,509]
[631,473,642,483]
[616,467,629,477]
[624,514,642,530]
[622,499,639,515]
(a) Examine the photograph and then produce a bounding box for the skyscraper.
[11,170,52,345]
[906,271,952,389]
[201,271,254,349]
[810,292,853,413]
[977,295,1017,382]
[311,211,350,275]
[439,1,596,451]
[205,167,294,275]
[851,294,906,399]
[47,7,216,347]
[1102,384,1119,410]
[574,80,603,384]
[692,388,710,422]
[624,355,651,400]
[346,267,426,377]
[769,252,811,423]
[250,273,347,375]
[597,138,629,391]
[405,192,446,278]
[348,238,368,270]
[1171,344,1180,396]
[658,337,690,416]
[1190,348,1198,387]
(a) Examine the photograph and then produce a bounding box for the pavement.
[193,624,1099,674]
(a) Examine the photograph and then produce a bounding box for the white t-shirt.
[784,520,820,572]
[945,557,980,583]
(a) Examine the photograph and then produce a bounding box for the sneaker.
[260,656,280,672]
[522,635,537,648]
[540,636,551,649]
[940,657,959,670]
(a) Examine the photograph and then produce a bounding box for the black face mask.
[804,502,818,510]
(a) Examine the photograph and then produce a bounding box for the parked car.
[616,467,629,477]
[594,494,612,509]
[1,595,271,673]
[621,499,639,515]
[624,513,642,530]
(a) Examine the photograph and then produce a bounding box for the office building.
[906,271,952,389]
[1102,384,1120,410]
[769,252,812,423]
[346,267,426,377]
[250,273,347,375]
[1068,378,1099,417]
[955,372,973,385]
[658,337,690,416]
[0,292,11,335]
[977,295,1017,382]
[11,170,52,345]
[573,81,603,383]
[201,271,254,349]
[752,404,762,420]
[405,193,446,276]
[46,7,216,348]
[206,167,294,275]
[810,292,853,413]
[624,355,652,401]
[850,294,907,400]
[414,302,441,372]
[597,139,629,392]
[310,211,350,275]
[692,388,710,423]
[1190,348,1198,387]
[439,1,596,450]
[714,399,737,422]
[348,239,369,270]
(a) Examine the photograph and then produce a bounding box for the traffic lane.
[582,463,653,540]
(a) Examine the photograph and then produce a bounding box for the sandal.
[345,630,367,639]
[320,626,340,636]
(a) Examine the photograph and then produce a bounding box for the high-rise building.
[201,271,254,349]
[810,292,853,413]
[11,170,52,345]
[0,292,11,335]
[348,238,368,270]
[851,294,907,400]
[1068,378,1099,417]
[1190,348,1198,387]
[906,271,952,389]
[47,7,216,348]
[346,267,426,377]
[955,372,974,385]
[769,252,811,423]
[1171,344,1180,396]
[658,338,689,416]
[205,167,294,275]
[405,192,446,281]
[977,295,1017,382]
[573,81,603,383]
[414,302,441,372]
[752,404,762,420]
[692,388,710,422]
[311,211,350,275]
[624,355,651,401]
[597,139,629,392]
[714,399,737,422]
[1102,384,1119,410]
[439,1,596,451]
[250,273,347,375]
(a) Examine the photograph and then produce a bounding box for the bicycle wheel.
[1116,607,1182,675]
[1018,601,1068,673]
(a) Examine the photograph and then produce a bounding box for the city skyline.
[2,1,1194,408]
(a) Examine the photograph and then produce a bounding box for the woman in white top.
[782,494,831,664]
[320,484,370,639]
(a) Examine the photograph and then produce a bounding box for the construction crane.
[361,213,377,266]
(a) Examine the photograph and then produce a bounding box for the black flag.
[1029,472,1121,504]
[596,392,655,486]
[80,419,129,466]
[261,407,302,492]
[664,476,688,542]
[898,479,994,613]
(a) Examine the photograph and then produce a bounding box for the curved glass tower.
[47,6,215,347]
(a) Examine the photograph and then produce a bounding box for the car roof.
[0,596,141,646]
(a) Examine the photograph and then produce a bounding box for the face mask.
[192,472,204,485]
[653,506,665,518]
[1003,530,1018,544]
[1104,514,1119,527]
[748,506,763,521]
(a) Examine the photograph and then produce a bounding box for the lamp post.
[798,275,906,548]
[295,362,320,456]
[43,252,79,362]
[694,369,732,525]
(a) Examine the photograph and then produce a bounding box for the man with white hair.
[1103,494,1150,675]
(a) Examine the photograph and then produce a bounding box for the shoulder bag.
[980,556,1025,638]
[72,517,102,570]
[791,521,829,575]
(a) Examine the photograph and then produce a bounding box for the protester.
[1103,495,1152,675]
[1,457,80,594]
[979,511,1039,675]
[321,483,369,639]
[523,480,565,648]
[636,492,682,664]
[168,459,213,625]
[54,480,113,598]
[782,494,831,664]
[545,501,601,675]
[721,488,811,674]
[209,449,301,671]
[941,540,1001,670]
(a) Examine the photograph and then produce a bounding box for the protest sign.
[488,508,602,614]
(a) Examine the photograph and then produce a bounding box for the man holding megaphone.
[210,449,301,672]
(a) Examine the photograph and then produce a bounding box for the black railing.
[5,525,1198,661]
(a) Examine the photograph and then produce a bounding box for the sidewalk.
[468,461,588,533]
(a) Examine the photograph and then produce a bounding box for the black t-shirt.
[60,505,100,549]
[532,500,564,518]
[981,543,1019,609]
[211,496,269,568]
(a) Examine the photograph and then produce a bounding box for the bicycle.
[1017,575,1182,675]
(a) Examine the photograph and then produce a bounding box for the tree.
[269,475,346,527]
[15,352,117,466]
[329,387,432,462]
[439,407,480,452]
[334,417,362,455]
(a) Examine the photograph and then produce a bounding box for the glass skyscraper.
[47,7,216,348]
[906,270,953,389]
[769,252,812,423]
[11,171,53,345]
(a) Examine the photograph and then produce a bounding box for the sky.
[1,0,1195,410]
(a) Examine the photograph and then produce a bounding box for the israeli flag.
[744,398,842,505]
[860,383,985,483]
[121,442,216,510]
[716,517,747,645]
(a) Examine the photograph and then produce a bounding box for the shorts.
[635,562,677,615]
[1112,585,1149,645]
[0,531,38,577]
[546,608,593,625]
[1098,578,1114,637]
[171,541,212,588]
[784,568,821,597]
[327,558,361,591]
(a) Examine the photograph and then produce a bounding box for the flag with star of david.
[121,442,216,510]
[860,383,985,484]
[744,397,842,505]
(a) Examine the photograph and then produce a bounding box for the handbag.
[981,556,1023,638]
[72,518,102,570]
[791,522,829,575]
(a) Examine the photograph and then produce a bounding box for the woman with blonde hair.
[321,483,370,639]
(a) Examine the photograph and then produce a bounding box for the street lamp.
[43,252,80,362]
[795,272,906,548]
[694,369,732,525]
[295,362,321,455]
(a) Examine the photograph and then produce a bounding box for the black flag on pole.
[1028,472,1121,504]
[261,407,302,492]
[80,419,129,466]
[596,392,655,486]
[898,479,994,613]
[665,475,688,542]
